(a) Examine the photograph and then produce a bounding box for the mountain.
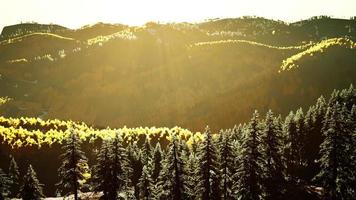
[0,16,355,131]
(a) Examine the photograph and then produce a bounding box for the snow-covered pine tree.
[57,129,88,200]
[260,110,285,200]
[8,155,19,198]
[315,102,356,200]
[110,132,132,199]
[218,130,235,200]
[20,165,44,200]
[234,110,263,200]
[196,126,220,200]
[0,168,11,200]
[91,140,112,199]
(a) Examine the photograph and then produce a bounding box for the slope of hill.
[0,17,355,132]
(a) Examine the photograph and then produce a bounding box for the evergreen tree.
[234,111,263,200]
[20,165,44,200]
[91,140,112,199]
[127,143,143,199]
[0,168,11,200]
[283,111,302,181]
[57,130,89,200]
[110,132,132,199]
[303,96,327,179]
[151,143,163,183]
[138,136,153,200]
[8,155,19,198]
[184,153,199,200]
[196,126,220,200]
[218,130,235,200]
[316,103,356,200]
[165,136,186,199]
[150,143,164,199]
[138,165,152,200]
[261,110,285,200]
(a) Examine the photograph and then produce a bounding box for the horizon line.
[1,15,355,34]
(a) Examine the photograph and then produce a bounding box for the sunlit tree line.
[0,85,355,200]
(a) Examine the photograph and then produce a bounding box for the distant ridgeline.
[0,23,68,40]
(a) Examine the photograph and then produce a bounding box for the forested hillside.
[0,85,355,199]
[0,16,355,131]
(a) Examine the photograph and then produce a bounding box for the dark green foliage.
[91,140,113,199]
[57,130,88,200]
[8,155,19,198]
[127,143,143,199]
[1,84,356,200]
[20,165,44,200]
[0,168,11,200]
[151,143,163,182]
[234,111,263,200]
[138,137,153,200]
[197,126,221,200]
[260,110,285,200]
[184,153,199,200]
[283,111,303,181]
[218,131,235,200]
[110,133,132,198]
[315,102,356,200]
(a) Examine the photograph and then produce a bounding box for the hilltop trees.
[20,165,44,200]
[57,130,88,200]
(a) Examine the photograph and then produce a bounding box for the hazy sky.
[1,0,355,31]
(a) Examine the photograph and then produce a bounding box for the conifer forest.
[0,2,356,199]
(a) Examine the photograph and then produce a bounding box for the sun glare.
[1,0,356,30]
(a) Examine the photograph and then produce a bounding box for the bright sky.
[1,0,355,31]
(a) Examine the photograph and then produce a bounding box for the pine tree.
[138,137,153,200]
[8,155,19,198]
[91,140,112,199]
[303,96,327,179]
[151,143,163,183]
[57,129,89,200]
[260,110,285,200]
[283,111,301,181]
[184,153,199,200]
[127,143,143,199]
[316,102,356,200]
[138,165,152,200]
[196,126,220,200]
[219,130,235,200]
[166,136,186,199]
[234,110,262,200]
[0,168,11,200]
[20,165,44,200]
[110,132,132,199]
